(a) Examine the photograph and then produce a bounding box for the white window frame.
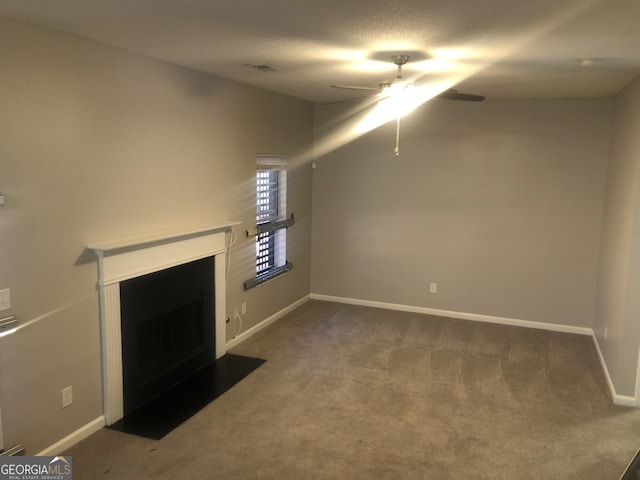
[244,155,293,289]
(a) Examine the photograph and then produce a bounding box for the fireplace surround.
[88,223,238,425]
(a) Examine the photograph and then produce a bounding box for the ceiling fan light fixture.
[379,80,413,95]
[379,86,419,117]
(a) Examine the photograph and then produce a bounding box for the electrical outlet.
[241,302,247,315]
[62,386,73,408]
[429,283,437,294]
[0,288,11,311]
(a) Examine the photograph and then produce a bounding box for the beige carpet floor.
[65,300,640,479]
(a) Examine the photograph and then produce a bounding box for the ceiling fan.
[330,54,486,103]
[330,55,485,156]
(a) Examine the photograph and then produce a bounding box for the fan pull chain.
[394,115,401,157]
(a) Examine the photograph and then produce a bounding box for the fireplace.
[120,257,215,415]
[88,223,237,425]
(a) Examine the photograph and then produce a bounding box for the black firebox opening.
[120,256,215,416]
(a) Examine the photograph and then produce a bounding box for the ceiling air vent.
[244,63,277,72]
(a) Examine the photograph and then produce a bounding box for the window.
[244,155,294,290]
[256,168,280,274]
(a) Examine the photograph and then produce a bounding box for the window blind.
[257,154,287,171]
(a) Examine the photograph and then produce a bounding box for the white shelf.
[87,221,241,256]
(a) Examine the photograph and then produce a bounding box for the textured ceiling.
[1,0,640,103]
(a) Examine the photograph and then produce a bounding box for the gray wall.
[0,16,313,454]
[311,98,611,328]
[2,10,638,455]
[594,77,640,397]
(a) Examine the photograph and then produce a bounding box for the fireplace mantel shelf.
[87,221,241,256]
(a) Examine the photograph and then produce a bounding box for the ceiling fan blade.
[321,95,374,105]
[330,84,380,92]
[437,88,485,102]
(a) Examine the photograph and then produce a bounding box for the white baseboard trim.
[591,333,638,407]
[226,295,310,350]
[310,294,593,336]
[37,415,105,456]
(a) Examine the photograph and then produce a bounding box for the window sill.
[243,262,293,290]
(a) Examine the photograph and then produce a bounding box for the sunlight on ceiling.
[312,0,602,159]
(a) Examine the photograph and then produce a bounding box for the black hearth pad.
[620,449,640,479]
[108,353,266,440]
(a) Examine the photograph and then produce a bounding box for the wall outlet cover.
[62,386,73,408]
[0,288,11,311]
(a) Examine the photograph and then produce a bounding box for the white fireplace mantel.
[88,221,240,425]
